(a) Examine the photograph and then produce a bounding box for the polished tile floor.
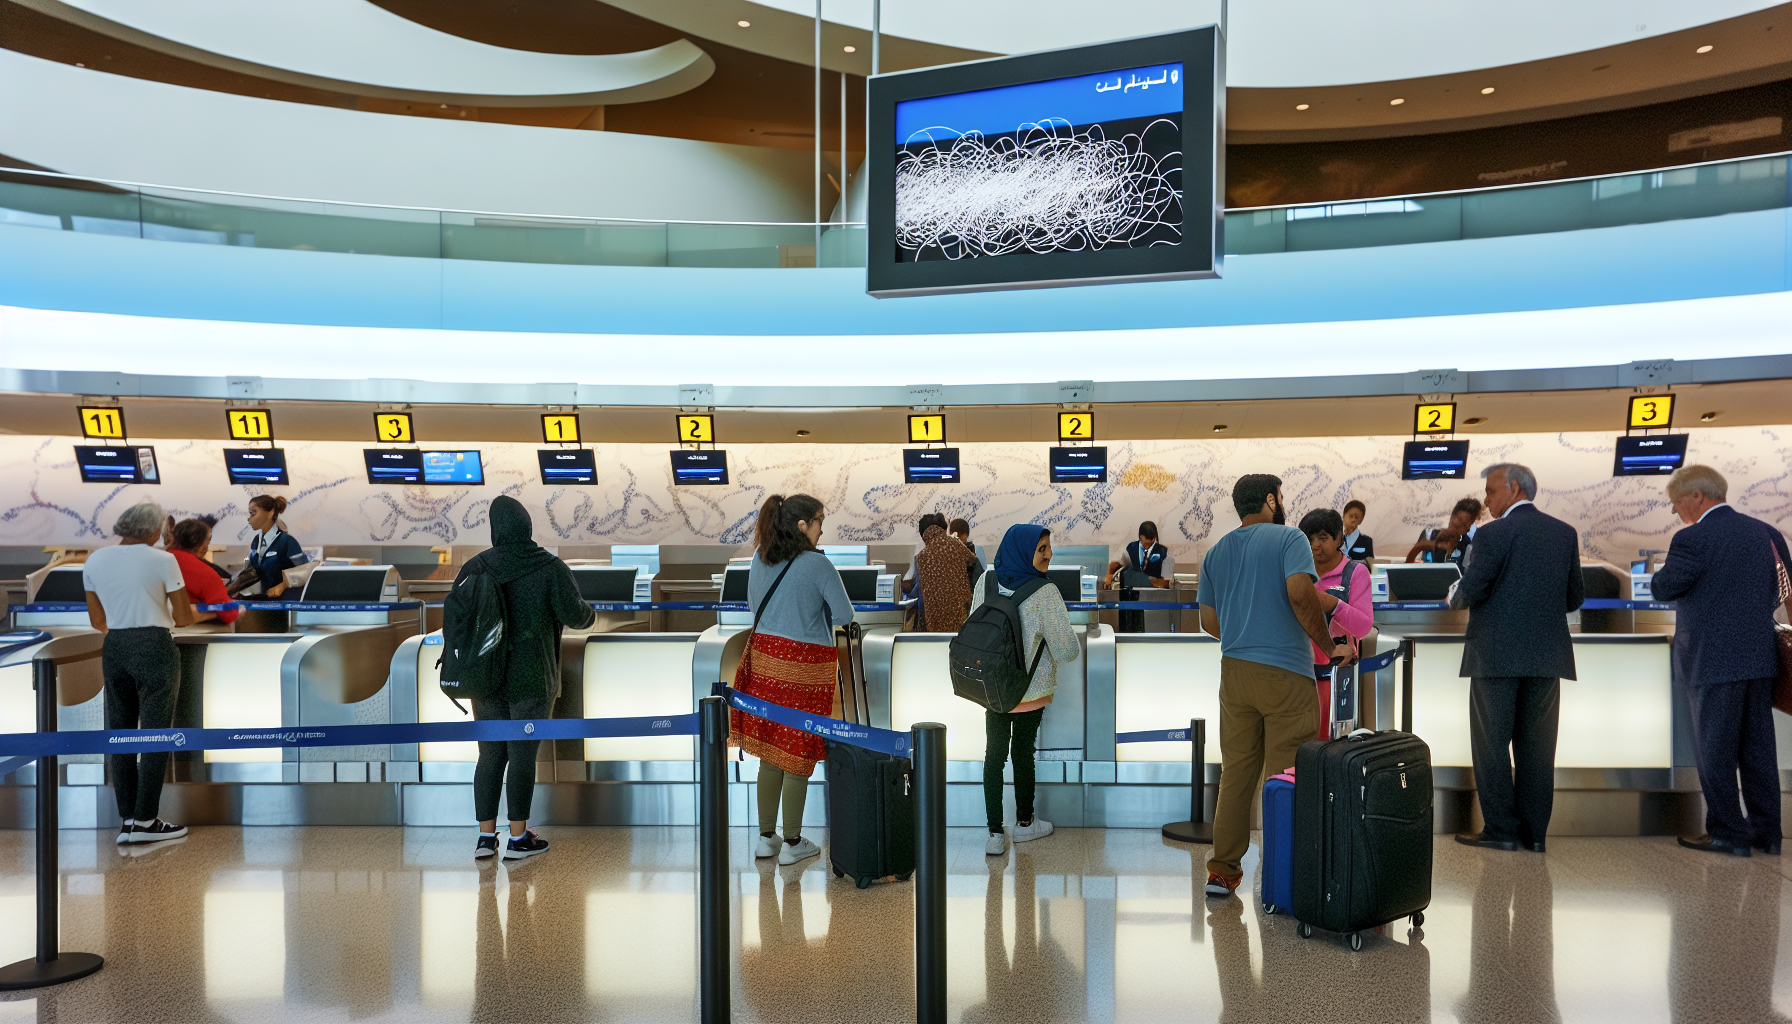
[0,826,1788,1022]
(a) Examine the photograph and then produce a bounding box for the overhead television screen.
[223,448,289,485]
[903,447,961,483]
[363,449,484,485]
[74,445,159,484]
[670,450,729,485]
[1049,446,1108,483]
[538,448,597,485]
[1612,434,1688,476]
[867,28,1221,297]
[1402,440,1470,481]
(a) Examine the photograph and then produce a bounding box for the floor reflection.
[0,828,1788,1022]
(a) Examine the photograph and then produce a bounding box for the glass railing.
[0,153,1786,269]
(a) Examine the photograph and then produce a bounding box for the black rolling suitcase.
[825,740,915,889]
[1290,729,1432,950]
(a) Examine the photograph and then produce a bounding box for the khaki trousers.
[1207,656,1319,879]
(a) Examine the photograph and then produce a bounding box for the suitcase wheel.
[1348,932,1364,952]
[1296,922,1312,939]
[833,869,844,878]
[1410,911,1424,928]
[1263,903,1277,915]
[855,876,873,890]
[897,872,912,882]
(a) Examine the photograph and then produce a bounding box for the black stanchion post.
[912,722,946,1024]
[1161,718,1213,844]
[697,695,729,1024]
[1401,639,1415,734]
[0,654,103,990]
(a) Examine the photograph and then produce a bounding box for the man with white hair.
[1650,465,1792,857]
[1452,463,1584,853]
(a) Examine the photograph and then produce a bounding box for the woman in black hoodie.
[466,496,596,861]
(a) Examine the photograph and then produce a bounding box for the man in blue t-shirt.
[1197,474,1355,899]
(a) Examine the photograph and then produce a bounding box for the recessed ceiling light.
[1700,411,1719,421]
[1696,44,1714,53]
[796,429,810,437]
[1212,424,1229,432]
[843,45,856,52]
[1480,86,1496,95]
[1295,103,1309,110]
[737,19,751,27]
[1463,417,1486,426]
[1389,97,1405,106]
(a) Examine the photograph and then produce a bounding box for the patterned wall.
[6,427,1789,565]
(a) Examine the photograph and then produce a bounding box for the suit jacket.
[1344,532,1374,560]
[1646,505,1792,687]
[1458,503,1585,679]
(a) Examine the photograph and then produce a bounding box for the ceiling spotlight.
[1389,97,1405,106]
[1463,417,1486,425]
[737,19,751,27]
[1700,411,1719,421]
[843,45,856,52]
[1480,86,1496,95]
[1696,44,1714,53]
[795,429,810,437]
[1295,103,1310,110]
[1212,424,1229,432]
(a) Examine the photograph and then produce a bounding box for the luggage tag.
[1329,661,1357,739]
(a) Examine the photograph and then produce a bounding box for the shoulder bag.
[1771,542,1792,715]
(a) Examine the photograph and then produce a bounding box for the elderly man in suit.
[1649,465,1792,857]
[1453,463,1585,853]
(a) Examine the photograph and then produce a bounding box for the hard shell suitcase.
[1260,771,1297,915]
[834,621,869,724]
[1291,730,1432,950]
[825,740,915,889]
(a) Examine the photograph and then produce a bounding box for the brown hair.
[169,517,212,553]
[248,495,288,517]
[948,518,971,536]
[755,493,823,565]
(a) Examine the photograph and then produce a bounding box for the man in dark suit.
[1648,464,1792,857]
[1454,462,1585,853]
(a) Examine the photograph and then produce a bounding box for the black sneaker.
[115,819,136,846]
[502,830,549,860]
[129,819,188,844]
[475,834,499,860]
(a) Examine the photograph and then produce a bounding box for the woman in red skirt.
[731,493,855,866]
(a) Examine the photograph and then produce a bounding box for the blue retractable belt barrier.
[0,631,50,657]
[1372,598,1671,611]
[1116,727,1193,744]
[13,601,421,614]
[1065,601,1201,611]
[0,713,698,759]
[588,601,905,612]
[721,686,912,759]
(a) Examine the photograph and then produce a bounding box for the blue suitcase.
[1261,771,1296,915]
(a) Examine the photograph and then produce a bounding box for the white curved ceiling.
[14,0,714,106]
[742,0,1781,87]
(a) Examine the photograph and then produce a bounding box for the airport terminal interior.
[4,0,1792,1020]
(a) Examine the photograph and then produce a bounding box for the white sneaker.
[1011,818,1054,843]
[985,832,1007,856]
[777,837,820,865]
[753,833,781,858]
[115,819,137,845]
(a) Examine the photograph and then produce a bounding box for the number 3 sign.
[1627,393,1675,430]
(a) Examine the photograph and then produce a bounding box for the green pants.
[757,763,810,841]
[984,708,1045,833]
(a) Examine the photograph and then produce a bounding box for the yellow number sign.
[227,409,273,441]
[1628,393,1674,430]
[1413,402,1456,434]
[77,406,126,440]
[676,414,714,444]
[541,414,581,443]
[374,412,414,443]
[1058,411,1094,441]
[908,414,945,443]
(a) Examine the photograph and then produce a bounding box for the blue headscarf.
[994,523,1051,590]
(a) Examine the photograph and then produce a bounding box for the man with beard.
[1197,474,1354,899]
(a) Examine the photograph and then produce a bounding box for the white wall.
[0,50,812,222]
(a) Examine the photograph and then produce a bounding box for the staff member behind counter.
[1406,497,1483,566]
[1103,521,1174,589]
[231,495,307,599]
[1340,500,1374,560]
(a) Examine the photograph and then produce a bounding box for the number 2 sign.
[1413,402,1456,435]
[1057,411,1095,441]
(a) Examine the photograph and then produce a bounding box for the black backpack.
[439,560,508,711]
[948,576,1051,713]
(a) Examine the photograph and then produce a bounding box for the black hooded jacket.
[461,496,596,702]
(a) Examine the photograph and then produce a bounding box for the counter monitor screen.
[300,568,388,603]
[903,447,961,483]
[1047,567,1085,603]
[1049,446,1107,483]
[538,448,597,485]
[74,445,159,484]
[721,566,750,602]
[1383,564,1461,602]
[35,567,86,602]
[1612,434,1688,476]
[570,567,637,602]
[1401,440,1469,480]
[838,566,882,602]
[223,448,289,485]
[670,450,728,485]
[867,28,1220,296]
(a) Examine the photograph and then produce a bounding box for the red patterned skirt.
[729,632,837,776]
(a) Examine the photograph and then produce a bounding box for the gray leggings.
[473,691,548,823]
[103,627,179,823]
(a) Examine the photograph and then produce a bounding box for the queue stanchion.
[911,722,947,1024]
[0,646,104,990]
[697,695,730,1024]
[1160,718,1212,844]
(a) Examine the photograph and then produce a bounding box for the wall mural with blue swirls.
[4,429,1789,566]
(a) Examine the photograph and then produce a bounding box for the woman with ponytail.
[237,494,307,599]
[731,493,855,866]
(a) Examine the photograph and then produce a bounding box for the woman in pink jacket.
[1298,509,1375,737]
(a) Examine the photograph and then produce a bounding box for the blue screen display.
[223,448,289,485]
[671,450,728,485]
[1613,434,1688,476]
[422,451,483,485]
[364,449,483,485]
[1050,446,1107,483]
[538,448,597,484]
[903,447,961,483]
[895,64,1183,142]
[1403,440,1470,480]
[75,446,159,484]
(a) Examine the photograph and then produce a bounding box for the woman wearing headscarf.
[463,496,596,861]
[977,524,1080,856]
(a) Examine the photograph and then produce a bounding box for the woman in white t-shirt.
[83,502,196,847]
